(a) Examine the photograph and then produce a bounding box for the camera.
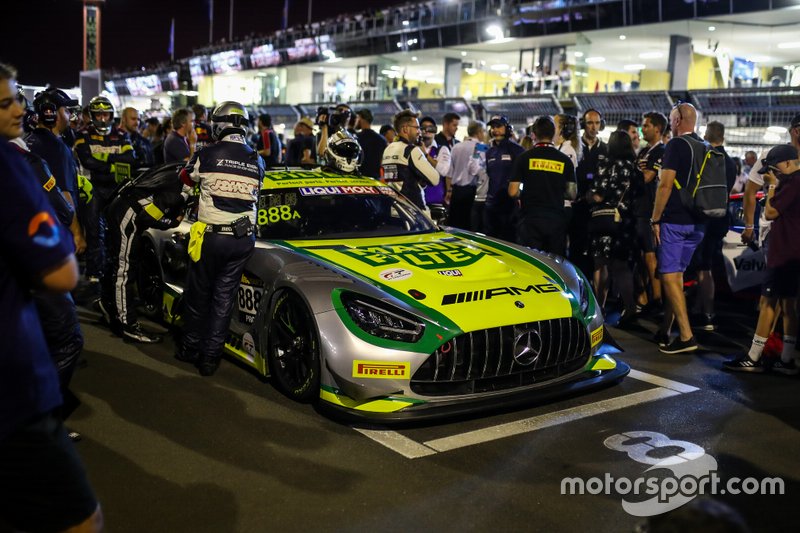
[316,106,350,129]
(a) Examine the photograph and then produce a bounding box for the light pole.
[229,0,234,41]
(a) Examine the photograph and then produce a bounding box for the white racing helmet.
[323,130,361,173]
[210,100,249,140]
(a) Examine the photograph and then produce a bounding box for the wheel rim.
[269,293,317,395]
[139,247,162,316]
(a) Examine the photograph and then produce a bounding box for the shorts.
[0,412,98,532]
[635,217,656,254]
[658,223,705,274]
[761,262,800,298]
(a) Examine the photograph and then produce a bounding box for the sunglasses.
[672,99,686,121]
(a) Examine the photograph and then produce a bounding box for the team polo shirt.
[511,144,576,218]
[0,140,72,440]
[26,127,78,196]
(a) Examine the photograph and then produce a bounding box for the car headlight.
[342,292,425,343]
[577,274,591,316]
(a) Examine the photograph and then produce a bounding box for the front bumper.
[317,358,630,424]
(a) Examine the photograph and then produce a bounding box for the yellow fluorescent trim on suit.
[144,203,164,220]
[529,159,565,173]
[120,144,133,153]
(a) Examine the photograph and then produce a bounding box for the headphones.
[489,115,513,138]
[33,91,59,127]
[579,108,606,131]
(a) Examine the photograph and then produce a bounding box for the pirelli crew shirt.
[510,144,576,218]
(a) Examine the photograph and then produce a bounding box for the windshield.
[257,185,436,240]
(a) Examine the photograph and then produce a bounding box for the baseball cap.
[758,144,798,173]
[356,109,373,123]
[297,117,314,130]
[487,115,508,127]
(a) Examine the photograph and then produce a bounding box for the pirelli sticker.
[353,360,410,379]
[529,158,565,173]
[42,176,57,192]
[590,326,603,347]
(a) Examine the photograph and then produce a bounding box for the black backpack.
[674,135,728,219]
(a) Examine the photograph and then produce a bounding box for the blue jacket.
[486,138,525,208]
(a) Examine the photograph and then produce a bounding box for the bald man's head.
[669,102,697,136]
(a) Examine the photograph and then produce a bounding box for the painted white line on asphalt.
[353,428,438,459]
[423,387,681,453]
[628,369,700,393]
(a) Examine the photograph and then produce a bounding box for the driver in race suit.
[98,163,187,344]
[74,96,136,286]
[380,109,440,214]
[175,101,264,377]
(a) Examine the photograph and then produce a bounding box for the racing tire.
[138,241,163,321]
[267,290,321,403]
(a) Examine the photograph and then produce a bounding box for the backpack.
[674,135,728,219]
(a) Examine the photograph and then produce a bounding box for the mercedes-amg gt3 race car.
[139,169,629,421]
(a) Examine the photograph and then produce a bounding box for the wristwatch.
[649,218,661,226]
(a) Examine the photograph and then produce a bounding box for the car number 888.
[238,285,262,314]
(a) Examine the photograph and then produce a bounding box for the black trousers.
[449,184,476,230]
[567,201,593,278]
[101,199,141,326]
[81,184,115,278]
[181,232,255,361]
[484,201,517,243]
[518,215,568,257]
[33,291,83,419]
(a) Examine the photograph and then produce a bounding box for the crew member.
[192,103,213,152]
[509,116,577,256]
[27,87,85,253]
[176,101,264,376]
[74,96,136,286]
[485,115,524,241]
[120,106,154,167]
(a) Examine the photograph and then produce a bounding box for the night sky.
[4,0,407,88]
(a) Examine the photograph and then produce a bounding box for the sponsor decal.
[733,256,766,272]
[529,158,565,173]
[339,238,501,270]
[257,205,302,225]
[209,176,259,196]
[43,176,56,192]
[379,268,413,282]
[437,269,463,277]
[441,283,560,305]
[591,326,603,347]
[27,211,60,248]
[214,158,261,174]
[299,185,381,196]
[353,360,410,379]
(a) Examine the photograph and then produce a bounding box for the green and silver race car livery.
[140,169,628,420]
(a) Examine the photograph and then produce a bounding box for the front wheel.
[267,291,320,402]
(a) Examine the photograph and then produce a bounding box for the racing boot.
[174,344,199,364]
[121,322,162,344]
[197,355,221,377]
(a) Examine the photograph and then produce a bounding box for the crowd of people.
[3,52,800,530]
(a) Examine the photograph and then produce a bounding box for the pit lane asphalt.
[67,303,798,533]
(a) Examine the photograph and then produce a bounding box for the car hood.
[276,231,576,332]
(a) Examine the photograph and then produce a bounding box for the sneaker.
[616,309,637,329]
[653,331,670,348]
[696,313,716,331]
[660,336,699,354]
[121,323,162,344]
[723,355,765,373]
[67,431,82,442]
[771,359,800,376]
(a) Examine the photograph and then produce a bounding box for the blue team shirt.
[26,127,79,195]
[0,140,72,440]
